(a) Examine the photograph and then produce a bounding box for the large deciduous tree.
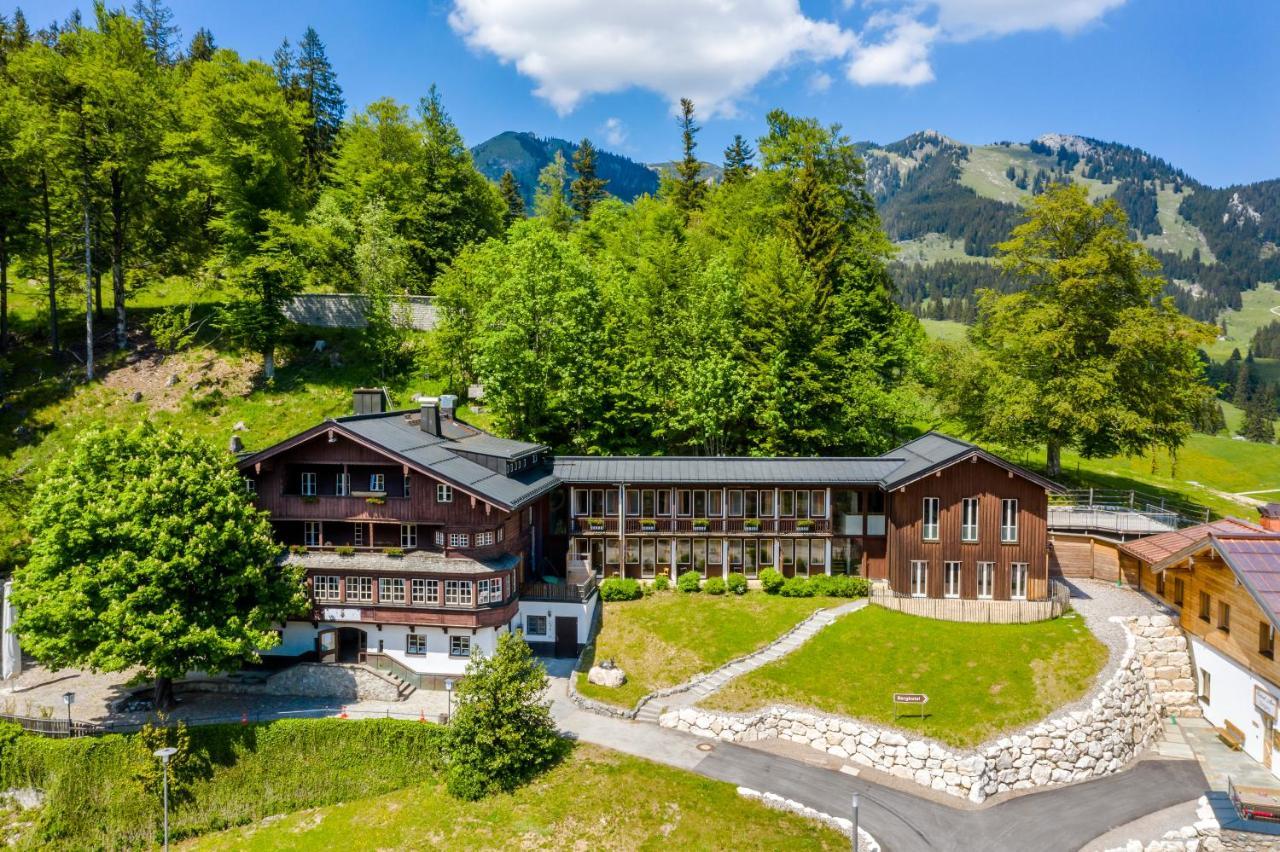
[946,183,1216,476]
[12,422,306,709]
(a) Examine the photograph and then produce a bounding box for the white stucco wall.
[1189,635,1280,779]
[516,597,598,645]
[271,619,499,674]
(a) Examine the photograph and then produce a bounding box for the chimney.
[1260,504,1280,532]
[420,400,441,436]
[353,388,388,415]
[439,394,457,420]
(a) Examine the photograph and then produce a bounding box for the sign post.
[893,692,928,722]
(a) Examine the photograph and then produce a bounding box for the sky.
[14,0,1280,186]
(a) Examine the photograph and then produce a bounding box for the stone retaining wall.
[282,294,437,331]
[662,615,1193,803]
[174,664,404,702]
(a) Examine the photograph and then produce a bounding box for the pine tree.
[672,98,705,215]
[1241,389,1276,443]
[721,134,755,184]
[272,38,296,92]
[130,0,179,65]
[569,138,607,220]
[533,151,572,235]
[295,27,344,192]
[499,169,524,228]
[185,27,215,63]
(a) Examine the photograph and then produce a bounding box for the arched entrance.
[336,627,367,663]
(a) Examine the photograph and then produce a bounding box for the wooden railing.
[570,517,834,535]
[521,575,599,602]
[257,493,411,521]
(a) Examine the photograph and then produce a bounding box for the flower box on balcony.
[335,546,355,556]
[301,495,319,504]
[743,518,762,532]
[692,518,710,532]
[585,518,607,532]
[289,545,309,555]
[639,518,657,532]
[366,496,386,506]
[383,547,404,558]
[796,519,815,531]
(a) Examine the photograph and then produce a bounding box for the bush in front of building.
[677,571,702,593]
[652,573,670,591]
[808,575,871,598]
[780,577,814,597]
[759,568,785,594]
[704,577,726,595]
[600,578,643,601]
[726,573,748,595]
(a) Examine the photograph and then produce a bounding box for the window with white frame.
[944,562,961,599]
[353,525,364,547]
[449,532,469,548]
[335,472,349,496]
[497,526,504,542]
[437,483,453,503]
[1010,563,1028,600]
[1199,667,1210,701]
[379,578,405,604]
[977,562,994,599]
[400,524,417,548]
[304,521,321,547]
[811,490,827,518]
[476,531,494,547]
[572,489,588,516]
[406,634,427,655]
[450,635,471,657]
[313,575,341,601]
[411,578,438,605]
[243,477,256,494]
[346,576,372,602]
[403,475,411,498]
[922,498,940,541]
[445,580,473,606]
[364,473,382,493]
[478,577,503,604]
[434,529,445,546]
[301,471,317,496]
[910,560,928,597]
[961,498,979,542]
[1000,499,1019,543]
[525,614,547,636]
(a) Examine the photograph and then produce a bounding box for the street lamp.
[851,792,860,852]
[154,746,178,852]
[444,678,454,723]
[61,692,74,736]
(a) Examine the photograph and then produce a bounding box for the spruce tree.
[499,169,525,228]
[569,138,607,220]
[296,26,344,191]
[185,27,215,63]
[130,0,179,65]
[672,97,705,215]
[722,134,755,184]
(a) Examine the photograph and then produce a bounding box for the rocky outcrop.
[662,616,1190,803]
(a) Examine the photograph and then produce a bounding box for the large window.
[961,498,979,542]
[450,635,471,657]
[796,490,810,518]
[476,531,494,546]
[573,489,589,516]
[811,490,827,518]
[707,538,724,571]
[437,483,453,503]
[626,489,640,516]
[525,614,547,636]
[922,498,940,541]
[605,538,620,567]
[1010,563,1028,600]
[478,577,503,604]
[379,578,405,604]
[346,576,372,602]
[708,490,723,517]
[445,580,473,606]
[1000,499,1019,543]
[605,489,619,516]
[406,634,427,655]
[910,561,927,597]
[728,539,744,571]
[314,575,341,601]
[335,472,349,496]
[780,490,795,517]
[304,521,321,547]
[411,578,438,605]
[448,532,469,548]
[656,489,671,516]
[977,562,994,600]
[301,471,317,496]
[759,489,775,517]
[944,562,961,599]
[401,524,418,548]
[642,489,656,517]
[728,490,744,517]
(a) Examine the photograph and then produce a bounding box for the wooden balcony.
[570,517,833,536]
[258,492,411,521]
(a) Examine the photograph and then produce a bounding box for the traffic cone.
[241,711,248,726]
[339,705,348,719]
[418,708,425,723]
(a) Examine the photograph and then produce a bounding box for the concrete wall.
[282,294,437,331]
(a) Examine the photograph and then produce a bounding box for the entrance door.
[554,617,577,658]
[336,627,367,663]
[317,628,338,663]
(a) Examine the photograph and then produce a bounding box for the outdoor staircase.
[635,702,665,724]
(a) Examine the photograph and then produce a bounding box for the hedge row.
[601,571,869,600]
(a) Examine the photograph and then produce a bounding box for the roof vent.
[353,388,389,415]
[420,400,441,437]
[440,394,458,420]
[1260,503,1280,532]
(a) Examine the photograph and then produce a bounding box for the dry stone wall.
[282,294,437,331]
[662,616,1193,803]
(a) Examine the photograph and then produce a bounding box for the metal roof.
[1211,535,1280,631]
[879,432,1063,492]
[553,456,903,485]
[1120,518,1266,567]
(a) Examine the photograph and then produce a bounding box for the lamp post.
[444,678,454,723]
[154,746,178,852]
[851,792,860,852]
[61,691,74,736]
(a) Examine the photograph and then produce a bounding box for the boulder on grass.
[587,665,627,688]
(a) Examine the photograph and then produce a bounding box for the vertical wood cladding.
[887,457,1049,600]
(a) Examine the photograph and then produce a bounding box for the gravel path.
[1056,577,1176,716]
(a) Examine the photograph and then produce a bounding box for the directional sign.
[893,693,928,704]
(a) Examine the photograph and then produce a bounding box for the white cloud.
[602,117,627,147]
[807,71,834,94]
[447,0,855,116]
[848,0,1128,86]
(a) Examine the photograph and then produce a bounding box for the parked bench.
[1219,721,1246,751]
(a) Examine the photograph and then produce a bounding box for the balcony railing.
[259,493,411,520]
[569,517,842,536]
[521,574,598,603]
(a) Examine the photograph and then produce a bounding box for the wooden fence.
[871,580,1070,624]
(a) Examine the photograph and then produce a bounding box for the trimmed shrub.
[759,567,785,595]
[725,573,748,595]
[677,571,702,593]
[652,573,670,591]
[704,577,726,595]
[808,575,873,598]
[780,576,814,597]
[599,578,643,601]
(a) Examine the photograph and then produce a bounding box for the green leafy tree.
[569,137,607,220]
[721,133,755,184]
[533,150,573,235]
[353,198,411,378]
[498,168,524,228]
[12,423,306,709]
[671,97,705,216]
[445,631,565,800]
[947,183,1216,475]
[0,62,35,351]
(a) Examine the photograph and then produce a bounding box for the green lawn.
[704,606,1108,749]
[920,318,969,343]
[188,743,845,851]
[1207,282,1280,361]
[577,593,836,709]
[894,233,989,264]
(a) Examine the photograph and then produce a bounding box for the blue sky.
[16,0,1280,186]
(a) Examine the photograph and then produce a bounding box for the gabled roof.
[878,432,1064,492]
[237,410,557,511]
[1120,517,1266,568]
[1209,534,1280,632]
